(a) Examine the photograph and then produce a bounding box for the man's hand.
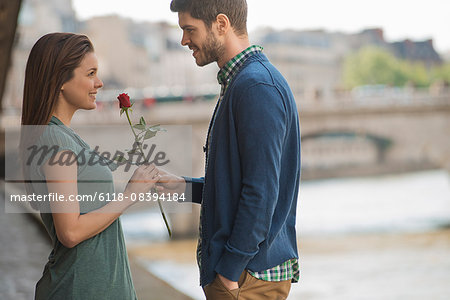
[155,168,186,195]
[217,274,239,290]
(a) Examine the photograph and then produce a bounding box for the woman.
[21,32,157,299]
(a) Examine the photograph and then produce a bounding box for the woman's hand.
[155,168,186,195]
[124,163,160,197]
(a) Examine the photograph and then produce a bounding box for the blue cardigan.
[186,52,301,286]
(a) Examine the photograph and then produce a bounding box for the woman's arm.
[44,150,159,248]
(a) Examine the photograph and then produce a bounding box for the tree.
[431,62,450,84]
[343,46,430,88]
[0,0,23,112]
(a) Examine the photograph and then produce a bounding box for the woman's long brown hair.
[20,33,94,209]
[22,32,94,125]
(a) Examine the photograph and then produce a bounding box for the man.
[163,0,301,299]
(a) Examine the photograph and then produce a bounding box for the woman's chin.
[84,103,97,110]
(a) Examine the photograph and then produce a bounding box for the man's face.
[178,12,225,66]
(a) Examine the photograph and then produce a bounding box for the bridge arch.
[301,130,393,169]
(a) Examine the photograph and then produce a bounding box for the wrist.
[122,190,138,207]
[217,273,239,290]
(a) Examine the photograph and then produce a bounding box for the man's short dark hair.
[170,0,248,36]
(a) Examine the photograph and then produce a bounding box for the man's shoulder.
[232,53,285,89]
[237,53,272,79]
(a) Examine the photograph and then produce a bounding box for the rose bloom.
[117,93,131,108]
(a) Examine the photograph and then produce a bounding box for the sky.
[72,0,450,54]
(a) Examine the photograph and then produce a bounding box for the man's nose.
[181,33,189,46]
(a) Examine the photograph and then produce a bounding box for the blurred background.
[1,0,449,299]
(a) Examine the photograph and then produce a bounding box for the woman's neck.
[52,104,76,126]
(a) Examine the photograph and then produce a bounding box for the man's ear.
[216,14,230,35]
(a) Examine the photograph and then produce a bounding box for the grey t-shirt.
[30,116,136,300]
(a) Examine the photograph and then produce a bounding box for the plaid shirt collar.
[217,45,263,88]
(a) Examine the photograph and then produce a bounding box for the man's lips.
[189,46,199,57]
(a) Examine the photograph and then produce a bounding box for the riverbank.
[127,229,450,300]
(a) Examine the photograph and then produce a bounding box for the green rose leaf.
[112,155,128,163]
[133,124,146,130]
[150,125,167,132]
[144,130,157,140]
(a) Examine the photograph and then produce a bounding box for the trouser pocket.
[203,275,240,300]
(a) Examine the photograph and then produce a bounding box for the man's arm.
[156,169,204,204]
[215,83,287,282]
[182,176,204,204]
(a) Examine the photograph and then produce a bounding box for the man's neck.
[217,36,251,68]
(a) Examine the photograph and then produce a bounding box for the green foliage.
[343,46,435,88]
[431,62,450,84]
[403,62,430,87]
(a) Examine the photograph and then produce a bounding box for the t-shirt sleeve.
[26,125,84,179]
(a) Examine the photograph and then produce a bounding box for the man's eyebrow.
[181,25,194,30]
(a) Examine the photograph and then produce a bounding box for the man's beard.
[196,30,225,67]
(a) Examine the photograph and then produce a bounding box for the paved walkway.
[0,186,50,300]
[0,183,193,300]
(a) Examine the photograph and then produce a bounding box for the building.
[390,39,442,67]
[252,27,443,105]
[2,0,444,112]
[79,15,218,102]
[2,0,78,111]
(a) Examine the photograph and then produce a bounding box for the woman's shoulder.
[38,124,82,153]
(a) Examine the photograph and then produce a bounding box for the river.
[121,170,450,300]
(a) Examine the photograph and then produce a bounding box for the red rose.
[117,93,131,108]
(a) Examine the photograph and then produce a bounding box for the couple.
[24,1,301,299]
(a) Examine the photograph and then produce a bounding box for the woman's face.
[60,52,103,111]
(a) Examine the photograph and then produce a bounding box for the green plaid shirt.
[216,45,264,91]
[249,258,300,283]
[200,45,300,283]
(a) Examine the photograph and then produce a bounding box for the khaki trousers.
[203,270,291,300]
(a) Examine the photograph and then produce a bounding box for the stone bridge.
[298,97,450,179]
[2,93,449,180]
[104,92,448,179]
